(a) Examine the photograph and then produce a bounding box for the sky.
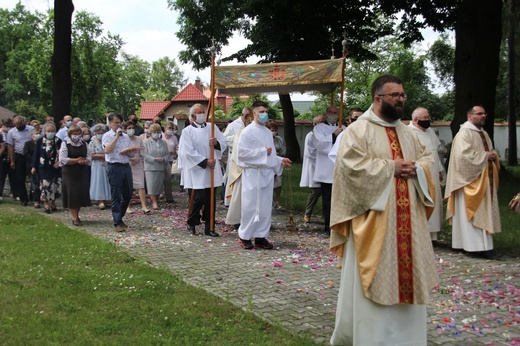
[4,0,444,100]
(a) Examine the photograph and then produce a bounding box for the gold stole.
[386,128,414,304]
[477,132,493,201]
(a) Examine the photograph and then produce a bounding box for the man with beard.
[329,75,438,345]
[444,105,502,259]
[312,105,345,234]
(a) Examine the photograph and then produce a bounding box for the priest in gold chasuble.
[444,105,501,259]
[330,75,438,346]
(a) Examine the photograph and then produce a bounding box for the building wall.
[275,122,520,161]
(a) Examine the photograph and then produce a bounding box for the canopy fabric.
[214,58,344,95]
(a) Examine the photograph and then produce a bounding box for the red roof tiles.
[172,83,207,102]
[140,101,171,120]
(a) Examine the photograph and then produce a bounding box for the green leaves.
[0,5,187,122]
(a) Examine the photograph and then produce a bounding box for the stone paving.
[41,190,520,345]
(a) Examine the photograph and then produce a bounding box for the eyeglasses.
[378,93,407,100]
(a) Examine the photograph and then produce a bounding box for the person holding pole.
[178,103,226,237]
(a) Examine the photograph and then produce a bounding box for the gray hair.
[43,122,56,132]
[411,107,428,120]
[144,120,153,127]
[91,123,107,135]
[189,103,204,116]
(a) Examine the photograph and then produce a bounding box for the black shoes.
[239,238,254,249]
[481,250,503,260]
[254,237,274,249]
[187,225,200,236]
[205,230,220,237]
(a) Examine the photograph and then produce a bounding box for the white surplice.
[236,122,283,240]
[222,117,245,206]
[312,122,345,184]
[299,131,320,188]
[178,123,226,189]
[408,122,445,239]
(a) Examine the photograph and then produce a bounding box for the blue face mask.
[258,112,269,124]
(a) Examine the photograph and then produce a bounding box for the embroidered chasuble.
[444,122,501,234]
[330,109,438,306]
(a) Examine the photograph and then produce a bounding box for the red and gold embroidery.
[386,127,414,304]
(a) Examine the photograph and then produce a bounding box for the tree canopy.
[0,3,187,123]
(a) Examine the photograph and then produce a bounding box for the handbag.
[171,159,181,175]
[509,192,520,214]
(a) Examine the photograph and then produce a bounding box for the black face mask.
[417,119,431,129]
[16,125,26,131]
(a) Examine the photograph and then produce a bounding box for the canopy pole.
[330,43,336,106]
[208,39,217,232]
[338,33,347,126]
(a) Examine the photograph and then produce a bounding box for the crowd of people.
[0,73,518,346]
[0,113,180,229]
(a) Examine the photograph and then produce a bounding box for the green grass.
[282,163,520,257]
[0,204,318,345]
[280,164,322,216]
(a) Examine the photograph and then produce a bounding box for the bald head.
[412,107,431,130]
[411,107,429,120]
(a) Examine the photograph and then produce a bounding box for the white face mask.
[96,134,103,140]
[71,134,82,143]
[166,130,173,136]
[82,135,90,141]
[195,113,205,124]
[151,133,161,140]
[126,129,135,136]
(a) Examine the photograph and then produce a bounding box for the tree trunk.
[452,0,503,141]
[508,0,518,165]
[51,0,74,123]
[278,93,301,162]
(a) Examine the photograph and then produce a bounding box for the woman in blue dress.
[89,123,111,210]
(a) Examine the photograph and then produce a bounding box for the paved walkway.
[43,190,519,345]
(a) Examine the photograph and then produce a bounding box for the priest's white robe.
[444,121,500,252]
[408,122,445,240]
[178,123,226,190]
[299,131,320,188]
[312,122,345,184]
[222,117,245,206]
[237,122,283,240]
[225,128,245,226]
